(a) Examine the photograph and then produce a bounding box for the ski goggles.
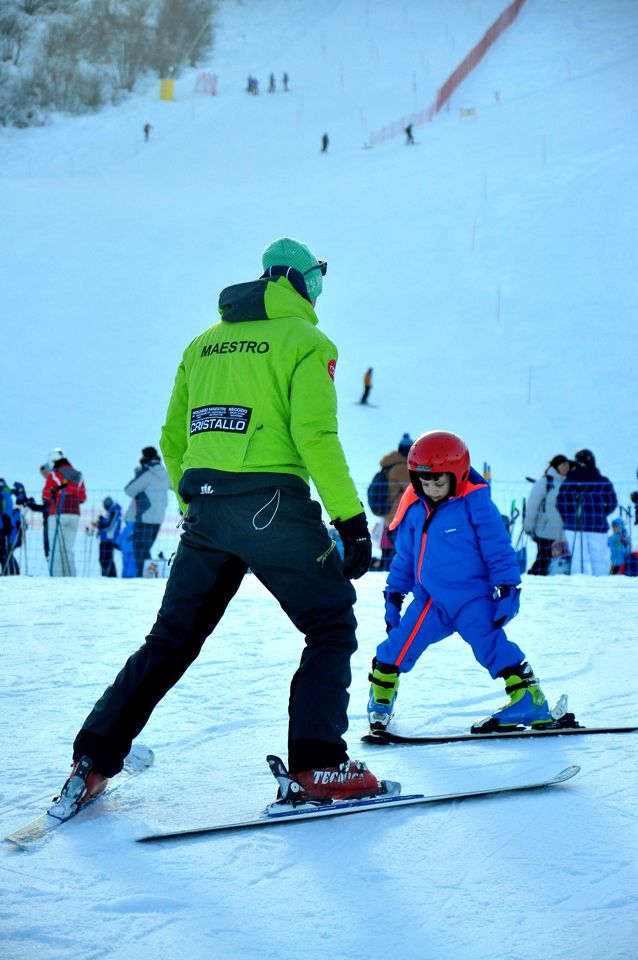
[303,260,327,278]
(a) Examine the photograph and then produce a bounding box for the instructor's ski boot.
[471,662,553,733]
[367,659,400,732]
[49,756,109,822]
[266,755,400,809]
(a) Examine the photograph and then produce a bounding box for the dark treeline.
[0,0,217,126]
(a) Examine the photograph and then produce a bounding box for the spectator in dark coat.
[124,447,170,576]
[556,449,617,575]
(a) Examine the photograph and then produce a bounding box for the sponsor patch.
[190,404,252,435]
[328,358,336,381]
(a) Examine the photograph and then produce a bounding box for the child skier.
[608,518,630,574]
[367,430,560,734]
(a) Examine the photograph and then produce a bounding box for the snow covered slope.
[1,0,637,499]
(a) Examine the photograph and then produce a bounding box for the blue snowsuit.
[376,468,524,679]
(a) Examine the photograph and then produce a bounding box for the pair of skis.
[5,724,635,848]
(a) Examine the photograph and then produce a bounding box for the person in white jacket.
[524,455,572,575]
[124,447,170,576]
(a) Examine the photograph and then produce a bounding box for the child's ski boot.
[367,658,400,732]
[471,662,553,733]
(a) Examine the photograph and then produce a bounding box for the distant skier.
[367,430,562,735]
[359,367,373,404]
[282,71,289,91]
[405,124,415,145]
[143,122,152,142]
[321,132,329,153]
[268,73,276,93]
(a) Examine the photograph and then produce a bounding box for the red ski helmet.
[408,431,471,495]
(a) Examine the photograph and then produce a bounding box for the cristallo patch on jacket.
[190,404,252,435]
[328,359,336,381]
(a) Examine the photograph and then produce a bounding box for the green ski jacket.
[160,275,362,522]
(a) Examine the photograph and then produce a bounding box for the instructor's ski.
[137,761,580,844]
[5,743,154,850]
[362,725,637,746]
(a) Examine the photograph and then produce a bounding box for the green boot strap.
[368,663,399,704]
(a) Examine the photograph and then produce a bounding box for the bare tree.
[0,0,216,125]
[0,13,28,65]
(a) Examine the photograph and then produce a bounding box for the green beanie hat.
[262,237,324,300]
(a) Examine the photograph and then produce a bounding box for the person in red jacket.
[42,448,87,576]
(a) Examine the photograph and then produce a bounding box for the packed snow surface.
[2,1,638,958]
[1,574,637,960]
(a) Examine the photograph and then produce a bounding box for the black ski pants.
[99,541,117,577]
[74,482,358,776]
[132,521,160,577]
[528,536,553,576]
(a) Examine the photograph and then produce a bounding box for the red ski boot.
[267,755,400,806]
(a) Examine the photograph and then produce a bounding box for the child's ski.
[361,725,637,746]
[5,744,154,850]
[137,761,580,844]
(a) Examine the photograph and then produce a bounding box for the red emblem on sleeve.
[328,359,336,381]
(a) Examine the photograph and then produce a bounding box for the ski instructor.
[65,237,387,805]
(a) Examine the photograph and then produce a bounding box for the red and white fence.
[367,0,527,147]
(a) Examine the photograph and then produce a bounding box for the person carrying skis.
[63,236,389,807]
[42,449,86,577]
[367,430,560,735]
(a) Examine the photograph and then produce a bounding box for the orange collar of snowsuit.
[388,478,487,530]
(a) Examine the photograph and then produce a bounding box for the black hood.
[219,280,270,323]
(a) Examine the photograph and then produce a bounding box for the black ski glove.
[333,512,372,580]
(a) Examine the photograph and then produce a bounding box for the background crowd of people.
[1,438,636,579]
[0,446,170,578]
[367,438,636,578]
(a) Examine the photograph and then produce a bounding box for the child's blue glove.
[384,590,405,633]
[493,585,521,627]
